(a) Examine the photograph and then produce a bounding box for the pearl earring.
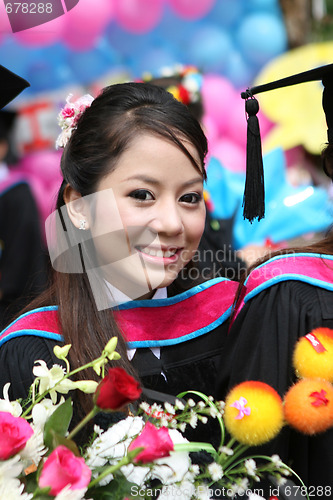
[79,220,86,230]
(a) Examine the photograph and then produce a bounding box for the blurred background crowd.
[1,0,333,325]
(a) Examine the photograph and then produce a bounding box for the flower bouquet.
[1,328,333,500]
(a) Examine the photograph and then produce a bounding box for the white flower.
[197,401,205,409]
[219,446,234,456]
[0,455,24,481]
[199,416,208,424]
[0,478,33,499]
[85,416,144,469]
[0,383,22,416]
[33,361,77,403]
[120,463,150,486]
[54,485,92,500]
[271,454,284,467]
[244,458,257,476]
[187,399,195,408]
[31,396,66,431]
[164,402,175,414]
[209,406,218,418]
[208,462,223,481]
[152,429,191,485]
[19,427,45,467]
[139,401,150,412]
[196,484,213,499]
[189,464,200,476]
[189,411,198,429]
[276,475,287,486]
[179,422,186,432]
[175,399,185,410]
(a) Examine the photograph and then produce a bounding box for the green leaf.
[43,397,73,451]
[89,475,138,499]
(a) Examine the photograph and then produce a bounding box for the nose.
[150,199,184,236]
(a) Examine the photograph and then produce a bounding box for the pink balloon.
[202,74,236,136]
[14,14,65,46]
[63,29,99,51]
[202,115,219,150]
[64,0,114,35]
[169,0,216,20]
[114,0,163,34]
[224,96,247,148]
[210,137,246,174]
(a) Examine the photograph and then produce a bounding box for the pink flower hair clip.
[55,93,94,149]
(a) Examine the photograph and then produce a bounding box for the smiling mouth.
[135,246,180,259]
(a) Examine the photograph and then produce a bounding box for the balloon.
[114,0,163,34]
[168,0,216,20]
[106,22,151,58]
[63,29,100,51]
[187,24,233,73]
[64,0,114,35]
[131,44,182,79]
[237,13,287,67]
[201,74,236,136]
[224,49,255,90]
[246,0,280,13]
[67,44,119,84]
[14,14,65,47]
[205,0,243,27]
[210,137,246,174]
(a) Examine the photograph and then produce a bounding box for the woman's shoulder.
[0,305,62,349]
[244,252,333,303]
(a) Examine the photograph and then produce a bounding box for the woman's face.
[86,133,206,299]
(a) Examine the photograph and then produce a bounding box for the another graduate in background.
[216,64,333,491]
[0,68,47,330]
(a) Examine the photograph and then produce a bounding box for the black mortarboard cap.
[241,63,333,222]
[0,65,30,109]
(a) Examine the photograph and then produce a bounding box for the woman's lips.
[135,245,182,264]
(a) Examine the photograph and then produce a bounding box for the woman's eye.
[129,189,154,201]
[180,192,202,204]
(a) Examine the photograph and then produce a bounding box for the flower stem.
[67,406,99,440]
[88,455,131,489]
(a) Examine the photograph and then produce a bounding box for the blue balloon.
[237,13,287,67]
[67,43,119,84]
[224,49,255,90]
[105,22,151,59]
[245,0,280,14]
[130,44,182,79]
[186,24,233,73]
[206,0,243,27]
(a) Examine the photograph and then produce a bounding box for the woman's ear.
[63,184,90,230]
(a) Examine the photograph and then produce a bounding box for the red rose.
[95,367,142,410]
[0,411,34,460]
[128,421,174,463]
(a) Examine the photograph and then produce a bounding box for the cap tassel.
[242,96,265,222]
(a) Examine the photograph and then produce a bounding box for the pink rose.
[0,411,34,460]
[128,421,174,463]
[61,106,75,119]
[39,445,91,496]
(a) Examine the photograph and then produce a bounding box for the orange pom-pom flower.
[293,328,333,382]
[284,378,333,435]
[224,381,284,446]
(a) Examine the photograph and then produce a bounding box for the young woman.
[0,83,238,417]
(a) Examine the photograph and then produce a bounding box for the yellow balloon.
[253,42,333,155]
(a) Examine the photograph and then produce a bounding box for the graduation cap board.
[0,65,30,110]
[240,63,333,222]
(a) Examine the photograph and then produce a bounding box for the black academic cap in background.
[0,110,17,141]
[240,63,333,222]
[0,65,30,109]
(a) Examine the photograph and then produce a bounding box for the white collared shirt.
[104,281,167,360]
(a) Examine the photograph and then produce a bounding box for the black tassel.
[242,95,265,222]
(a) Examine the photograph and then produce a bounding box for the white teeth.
[139,247,177,258]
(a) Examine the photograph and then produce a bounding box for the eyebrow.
[123,175,203,187]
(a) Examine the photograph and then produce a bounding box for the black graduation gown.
[216,277,333,491]
[0,180,47,329]
[0,278,236,403]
